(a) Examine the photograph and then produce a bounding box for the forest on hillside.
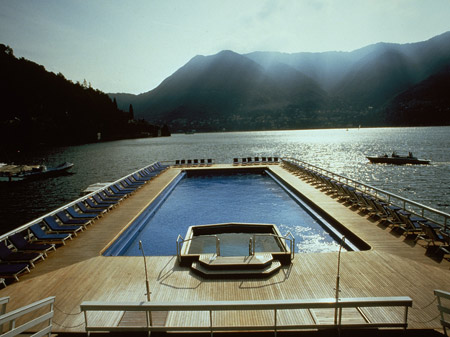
[0,44,170,152]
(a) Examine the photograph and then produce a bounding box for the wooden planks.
[0,164,448,333]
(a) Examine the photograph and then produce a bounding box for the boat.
[366,152,430,165]
[0,162,74,182]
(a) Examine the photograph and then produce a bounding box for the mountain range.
[111,32,450,132]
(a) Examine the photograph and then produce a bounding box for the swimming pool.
[104,169,356,256]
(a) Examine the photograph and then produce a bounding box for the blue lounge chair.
[93,194,118,205]
[43,216,83,235]
[9,233,55,255]
[396,210,424,235]
[123,177,145,187]
[55,211,91,226]
[76,202,105,215]
[100,190,124,200]
[132,173,152,181]
[66,206,98,220]
[0,263,30,282]
[416,222,449,248]
[0,241,44,268]
[109,185,133,196]
[113,183,135,193]
[85,197,114,210]
[29,224,72,245]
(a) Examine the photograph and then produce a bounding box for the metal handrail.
[250,232,295,260]
[176,234,221,262]
[81,296,413,335]
[283,157,450,229]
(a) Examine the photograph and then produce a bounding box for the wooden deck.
[0,163,449,334]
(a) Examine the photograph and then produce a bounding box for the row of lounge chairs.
[283,159,450,259]
[233,157,279,165]
[0,162,168,284]
[174,159,213,166]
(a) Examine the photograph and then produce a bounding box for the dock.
[0,162,448,334]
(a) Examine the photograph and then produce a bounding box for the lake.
[0,126,449,234]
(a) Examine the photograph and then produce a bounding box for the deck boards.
[0,163,449,333]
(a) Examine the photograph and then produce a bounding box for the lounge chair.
[76,202,105,215]
[44,216,83,235]
[100,190,125,200]
[416,222,448,248]
[233,158,239,165]
[0,241,44,268]
[133,172,153,180]
[0,263,30,282]
[112,184,134,194]
[122,178,144,188]
[396,210,424,235]
[85,197,114,210]
[66,206,99,220]
[126,176,146,185]
[9,233,55,256]
[200,159,206,166]
[93,194,118,206]
[29,224,72,245]
[55,211,91,226]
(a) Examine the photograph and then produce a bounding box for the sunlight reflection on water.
[0,126,449,234]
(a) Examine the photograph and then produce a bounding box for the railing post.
[252,234,256,255]
[274,308,278,337]
[210,309,213,337]
[249,237,253,256]
[216,237,220,256]
[403,306,409,330]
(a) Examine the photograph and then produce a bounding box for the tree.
[129,104,134,120]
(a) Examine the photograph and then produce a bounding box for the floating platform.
[0,162,448,334]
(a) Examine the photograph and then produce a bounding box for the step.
[191,260,281,279]
[198,254,273,270]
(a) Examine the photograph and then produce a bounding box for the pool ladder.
[248,232,295,260]
[176,235,221,263]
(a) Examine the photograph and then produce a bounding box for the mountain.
[384,66,450,125]
[112,31,450,131]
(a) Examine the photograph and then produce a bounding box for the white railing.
[0,296,55,337]
[81,296,412,336]
[283,157,450,229]
[434,289,450,336]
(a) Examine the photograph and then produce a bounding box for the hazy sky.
[1,0,450,94]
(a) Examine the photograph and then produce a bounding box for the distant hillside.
[111,31,450,132]
[384,66,450,125]
[0,44,169,151]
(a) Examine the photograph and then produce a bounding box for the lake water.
[0,126,449,235]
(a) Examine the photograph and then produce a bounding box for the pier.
[0,161,449,335]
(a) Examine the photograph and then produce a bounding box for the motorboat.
[366,152,430,165]
[0,162,74,182]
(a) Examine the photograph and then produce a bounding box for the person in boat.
[391,152,398,157]
[408,152,414,158]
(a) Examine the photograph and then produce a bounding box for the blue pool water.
[105,170,349,256]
